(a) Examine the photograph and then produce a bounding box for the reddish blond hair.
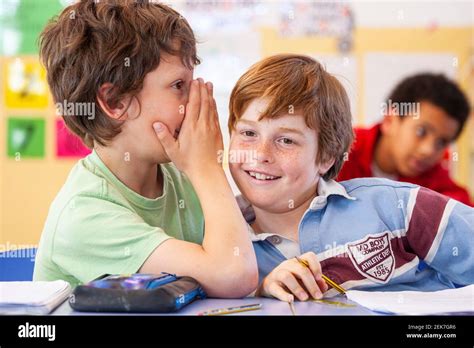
[228,54,353,180]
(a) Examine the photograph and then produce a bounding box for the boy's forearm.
[188,166,257,272]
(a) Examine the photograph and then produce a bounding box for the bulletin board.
[0,0,91,249]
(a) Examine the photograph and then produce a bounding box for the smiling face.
[229,98,331,214]
[382,101,460,177]
[118,53,193,163]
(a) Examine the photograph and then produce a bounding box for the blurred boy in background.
[338,73,472,206]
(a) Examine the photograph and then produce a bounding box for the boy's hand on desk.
[153,78,223,178]
[256,252,328,302]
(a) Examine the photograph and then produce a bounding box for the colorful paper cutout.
[56,119,91,158]
[7,117,45,158]
[0,0,64,55]
[4,57,49,109]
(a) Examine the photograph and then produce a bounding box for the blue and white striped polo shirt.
[244,178,474,297]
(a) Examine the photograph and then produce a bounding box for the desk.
[52,296,380,315]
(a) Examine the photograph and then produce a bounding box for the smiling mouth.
[245,170,281,181]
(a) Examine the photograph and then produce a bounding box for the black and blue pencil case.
[70,273,206,313]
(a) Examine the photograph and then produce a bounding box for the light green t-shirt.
[33,150,204,287]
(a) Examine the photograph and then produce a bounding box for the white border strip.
[405,186,420,231]
[424,199,457,263]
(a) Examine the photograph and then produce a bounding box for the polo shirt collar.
[242,178,355,242]
[309,178,356,210]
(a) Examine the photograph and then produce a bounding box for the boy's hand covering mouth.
[153,78,224,179]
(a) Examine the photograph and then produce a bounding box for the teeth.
[248,171,278,180]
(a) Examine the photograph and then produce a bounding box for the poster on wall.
[7,117,45,158]
[279,2,354,53]
[0,0,65,55]
[55,119,91,158]
[4,57,49,109]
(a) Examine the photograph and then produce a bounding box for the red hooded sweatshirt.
[337,124,473,206]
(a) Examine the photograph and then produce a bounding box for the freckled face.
[229,98,325,213]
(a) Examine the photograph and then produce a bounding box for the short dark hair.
[387,73,470,138]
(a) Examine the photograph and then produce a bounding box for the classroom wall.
[1,1,473,251]
[259,26,474,187]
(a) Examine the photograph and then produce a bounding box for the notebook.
[0,280,71,315]
[346,285,474,315]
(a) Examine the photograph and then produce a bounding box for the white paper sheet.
[346,285,474,315]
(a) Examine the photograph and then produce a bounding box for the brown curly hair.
[40,0,200,148]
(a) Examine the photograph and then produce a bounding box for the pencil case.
[69,273,206,313]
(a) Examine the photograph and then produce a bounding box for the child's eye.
[241,130,256,137]
[277,137,295,145]
[415,126,426,138]
[172,81,184,90]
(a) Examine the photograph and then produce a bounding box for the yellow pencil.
[321,274,346,295]
[295,256,346,295]
[312,299,356,308]
[198,303,262,316]
[288,300,296,315]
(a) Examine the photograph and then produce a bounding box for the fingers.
[206,80,213,98]
[267,282,294,303]
[153,122,177,158]
[275,270,309,301]
[198,78,209,123]
[317,279,328,293]
[301,252,328,293]
[207,82,220,129]
[286,261,323,300]
[185,79,200,124]
[206,82,215,117]
[204,80,223,153]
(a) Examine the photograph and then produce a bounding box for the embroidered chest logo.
[347,232,395,283]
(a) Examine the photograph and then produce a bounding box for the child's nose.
[254,141,274,164]
[418,138,438,158]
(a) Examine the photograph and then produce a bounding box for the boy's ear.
[318,157,336,177]
[97,83,130,120]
